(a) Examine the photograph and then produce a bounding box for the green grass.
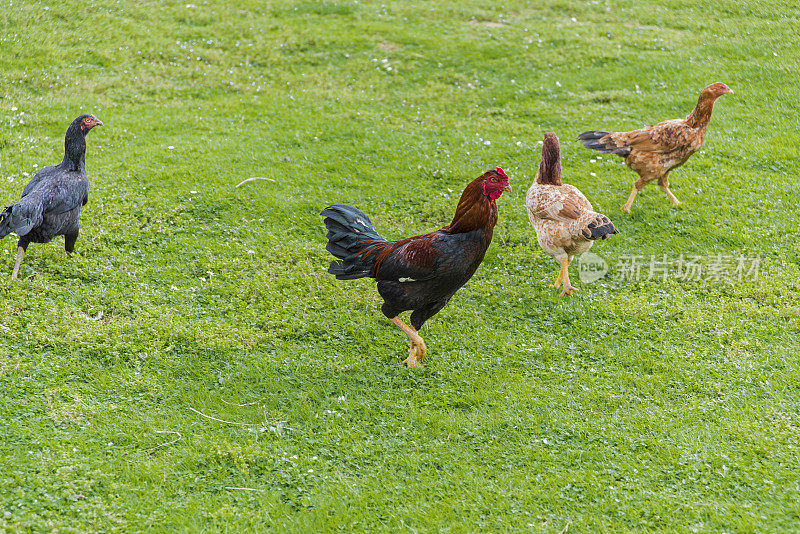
[1,0,799,531]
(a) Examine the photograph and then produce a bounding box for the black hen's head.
[71,114,103,135]
[63,114,102,169]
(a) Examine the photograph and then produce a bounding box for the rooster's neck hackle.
[536,133,562,186]
[447,175,498,234]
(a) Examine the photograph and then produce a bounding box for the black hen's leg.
[65,230,79,256]
[11,239,29,280]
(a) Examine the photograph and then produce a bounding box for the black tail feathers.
[578,131,630,157]
[582,215,618,241]
[0,206,13,240]
[321,204,386,280]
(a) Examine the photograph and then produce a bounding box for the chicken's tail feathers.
[0,206,13,239]
[0,198,42,240]
[321,204,387,280]
[327,260,371,280]
[581,215,618,241]
[578,131,631,157]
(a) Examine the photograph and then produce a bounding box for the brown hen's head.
[537,132,562,186]
[480,167,512,200]
[702,82,733,99]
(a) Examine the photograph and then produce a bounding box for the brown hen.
[579,82,733,212]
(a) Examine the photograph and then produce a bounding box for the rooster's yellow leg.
[389,317,427,367]
[10,247,25,280]
[558,258,578,297]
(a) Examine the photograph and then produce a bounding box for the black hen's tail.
[321,204,388,280]
[0,205,14,240]
[0,194,44,240]
[582,214,618,241]
[578,131,630,157]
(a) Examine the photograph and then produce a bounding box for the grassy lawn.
[1,0,799,531]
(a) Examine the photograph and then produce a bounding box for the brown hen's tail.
[581,214,618,240]
[578,131,631,157]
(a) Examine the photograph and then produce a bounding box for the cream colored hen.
[526,133,618,296]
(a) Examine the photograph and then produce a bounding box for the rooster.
[322,168,511,367]
[578,82,733,212]
[0,114,103,279]
[526,133,617,296]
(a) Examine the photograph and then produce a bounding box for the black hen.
[0,114,102,279]
[322,168,511,366]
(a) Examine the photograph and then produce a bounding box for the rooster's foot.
[390,316,426,367]
[403,340,426,367]
[403,346,422,367]
[403,355,422,367]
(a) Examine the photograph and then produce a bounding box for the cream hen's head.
[536,132,562,186]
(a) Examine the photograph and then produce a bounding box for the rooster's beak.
[504,184,512,192]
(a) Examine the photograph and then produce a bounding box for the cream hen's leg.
[553,261,566,288]
[10,246,25,280]
[558,257,578,297]
[389,317,427,367]
[658,173,681,206]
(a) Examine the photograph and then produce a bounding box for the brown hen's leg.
[11,247,25,280]
[621,186,639,213]
[622,177,649,213]
[658,174,680,206]
[389,316,427,367]
[558,258,578,297]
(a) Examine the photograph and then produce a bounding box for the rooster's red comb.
[495,167,508,180]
